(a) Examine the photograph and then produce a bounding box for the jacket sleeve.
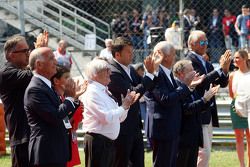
[151,77,191,108]
[25,87,76,126]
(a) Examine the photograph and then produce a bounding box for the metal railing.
[0,0,110,50]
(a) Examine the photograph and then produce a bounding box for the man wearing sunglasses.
[185,30,231,167]
[0,35,33,167]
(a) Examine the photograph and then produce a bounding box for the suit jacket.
[108,59,154,135]
[177,80,210,148]
[24,76,77,165]
[0,62,33,146]
[185,51,229,127]
[144,66,191,140]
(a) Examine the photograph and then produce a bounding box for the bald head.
[29,47,57,79]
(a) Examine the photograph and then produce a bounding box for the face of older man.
[96,68,111,86]
[162,48,176,68]
[10,40,30,69]
[192,34,208,56]
[178,63,194,82]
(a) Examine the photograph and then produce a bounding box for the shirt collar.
[90,80,107,92]
[114,59,131,79]
[114,59,130,72]
[160,64,171,76]
[190,51,205,62]
[34,73,52,89]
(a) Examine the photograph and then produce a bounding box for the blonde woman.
[229,50,250,167]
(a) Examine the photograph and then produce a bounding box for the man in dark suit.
[207,8,225,62]
[108,37,159,167]
[185,30,231,167]
[172,60,219,167]
[183,9,193,46]
[24,47,79,167]
[144,41,202,167]
[0,35,33,167]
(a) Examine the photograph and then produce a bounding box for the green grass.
[0,150,242,167]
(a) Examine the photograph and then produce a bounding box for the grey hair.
[173,59,192,76]
[153,41,174,56]
[105,38,112,44]
[187,30,206,49]
[85,58,110,80]
[29,49,44,70]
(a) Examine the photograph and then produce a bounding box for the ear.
[36,60,43,69]
[114,52,120,59]
[53,78,60,86]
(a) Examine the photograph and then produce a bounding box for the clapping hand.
[121,89,140,110]
[203,84,220,102]
[75,79,88,98]
[144,54,155,74]
[189,73,205,88]
[34,30,49,48]
[220,50,231,74]
[144,51,164,74]
[151,51,164,72]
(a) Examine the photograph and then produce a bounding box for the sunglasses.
[199,40,208,46]
[12,48,30,54]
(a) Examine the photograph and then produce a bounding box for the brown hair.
[111,37,132,58]
[236,49,250,68]
[4,35,26,60]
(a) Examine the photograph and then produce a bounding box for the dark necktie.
[170,72,178,88]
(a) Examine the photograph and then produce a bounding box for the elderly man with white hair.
[99,39,113,61]
[81,58,139,167]
[144,41,203,167]
[185,30,231,167]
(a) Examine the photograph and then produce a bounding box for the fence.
[62,0,249,63]
[1,0,250,63]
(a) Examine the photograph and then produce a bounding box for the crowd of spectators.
[111,4,250,63]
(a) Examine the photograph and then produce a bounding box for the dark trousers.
[84,133,115,167]
[11,142,29,167]
[113,131,144,167]
[152,139,179,167]
[176,146,199,167]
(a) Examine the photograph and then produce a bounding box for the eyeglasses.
[199,40,208,46]
[12,48,30,54]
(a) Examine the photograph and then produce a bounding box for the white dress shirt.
[114,59,155,80]
[160,64,174,85]
[80,80,128,140]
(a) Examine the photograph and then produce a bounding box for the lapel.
[189,53,207,74]
[32,77,60,106]
[159,66,175,90]
[110,59,134,84]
